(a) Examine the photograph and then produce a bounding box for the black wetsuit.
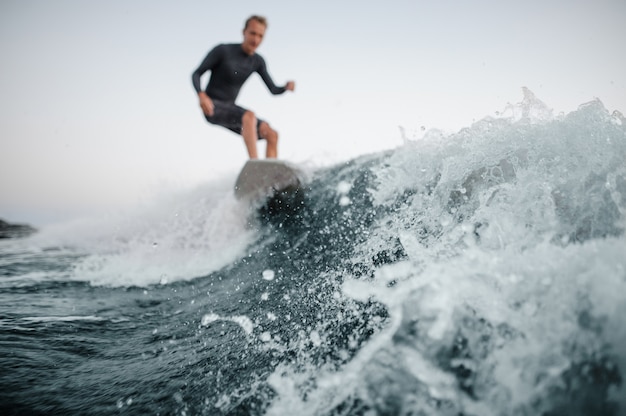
[192,43,287,135]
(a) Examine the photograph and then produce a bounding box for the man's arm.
[197,92,214,116]
[257,57,294,95]
[192,45,224,116]
[192,44,223,92]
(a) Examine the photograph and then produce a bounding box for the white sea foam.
[33,176,256,287]
[201,313,254,335]
[266,92,626,415]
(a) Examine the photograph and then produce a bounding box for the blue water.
[2,90,625,415]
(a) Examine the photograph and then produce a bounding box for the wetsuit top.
[192,43,286,103]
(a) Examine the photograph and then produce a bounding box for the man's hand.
[285,81,295,92]
[198,92,214,116]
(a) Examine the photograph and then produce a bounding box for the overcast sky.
[1,0,625,225]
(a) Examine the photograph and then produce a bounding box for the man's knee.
[259,122,278,143]
[242,111,257,126]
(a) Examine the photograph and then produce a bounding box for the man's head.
[241,15,267,55]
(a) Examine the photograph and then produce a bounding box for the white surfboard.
[234,159,303,201]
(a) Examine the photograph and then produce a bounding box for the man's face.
[242,20,266,55]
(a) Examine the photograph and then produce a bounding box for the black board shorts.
[205,100,265,137]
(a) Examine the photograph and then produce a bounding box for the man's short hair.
[244,15,267,30]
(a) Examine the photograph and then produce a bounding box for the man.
[192,15,295,159]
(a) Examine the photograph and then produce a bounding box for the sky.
[1,0,625,225]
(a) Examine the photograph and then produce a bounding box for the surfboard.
[234,159,303,203]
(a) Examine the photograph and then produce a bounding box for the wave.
[260,92,626,415]
[28,177,259,287]
[5,89,625,414]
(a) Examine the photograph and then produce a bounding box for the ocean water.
[2,90,625,415]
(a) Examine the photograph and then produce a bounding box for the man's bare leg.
[241,111,258,159]
[259,121,279,158]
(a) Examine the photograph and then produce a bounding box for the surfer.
[192,15,295,159]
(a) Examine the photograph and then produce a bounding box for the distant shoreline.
[0,218,37,239]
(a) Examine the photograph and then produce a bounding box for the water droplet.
[310,330,322,347]
[262,270,275,281]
